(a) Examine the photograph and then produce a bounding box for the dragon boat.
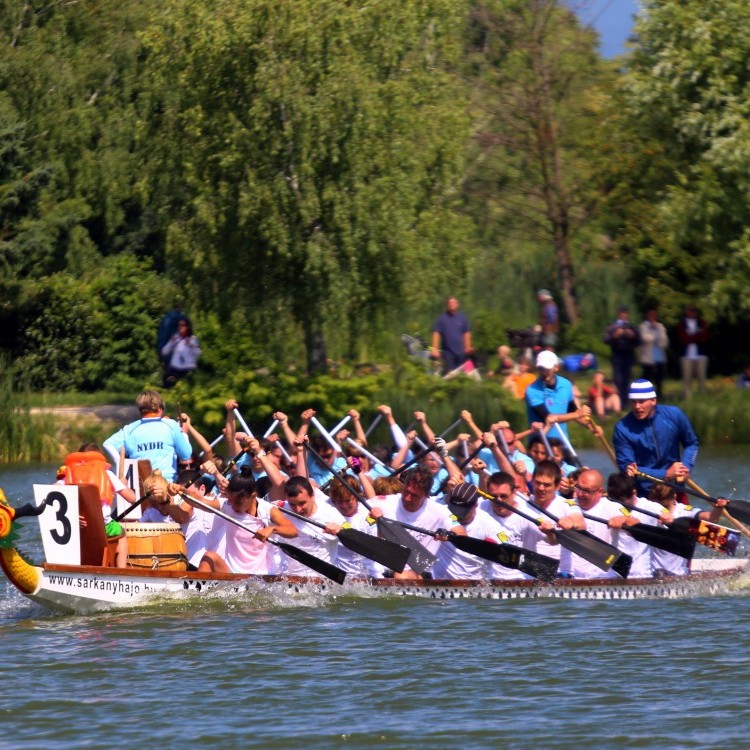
[1,484,748,615]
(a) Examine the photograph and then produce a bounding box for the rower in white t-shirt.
[368,466,456,578]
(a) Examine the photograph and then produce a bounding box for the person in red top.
[587,371,621,417]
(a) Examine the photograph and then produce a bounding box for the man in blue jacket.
[613,379,699,494]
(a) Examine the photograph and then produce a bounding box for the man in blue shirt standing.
[525,350,590,440]
[103,389,193,482]
[430,296,473,374]
[613,379,699,494]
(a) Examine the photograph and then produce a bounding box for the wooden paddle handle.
[587,417,618,467]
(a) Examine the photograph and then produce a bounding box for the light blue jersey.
[104,417,192,482]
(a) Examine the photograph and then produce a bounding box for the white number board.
[34,484,81,565]
[116,459,143,520]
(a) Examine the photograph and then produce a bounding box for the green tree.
[139,0,474,372]
[462,0,614,327]
[616,0,750,323]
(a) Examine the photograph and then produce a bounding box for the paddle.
[186,493,347,584]
[686,478,750,542]
[580,511,696,559]
[489,490,631,577]
[586,417,618,467]
[391,516,558,582]
[304,442,437,574]
[528,499,632,578]
[614,501,738,556]
[555,428,584,470]
[636,471,750,526]
[276,505,411,573]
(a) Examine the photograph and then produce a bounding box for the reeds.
[0,358,60,463]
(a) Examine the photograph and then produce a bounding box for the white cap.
[628,379,657,400]
[535,350,559,370]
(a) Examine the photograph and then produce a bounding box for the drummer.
[139,471,190,524]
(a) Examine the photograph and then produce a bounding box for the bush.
[14,254,176,391]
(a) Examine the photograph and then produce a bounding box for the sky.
[568,0,640,58]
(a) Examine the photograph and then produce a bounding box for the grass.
[4,368,750,464]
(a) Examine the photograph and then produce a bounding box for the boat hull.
[11,558,749,614]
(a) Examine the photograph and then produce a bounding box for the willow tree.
[139,0,473,372]
[463,0,613,327]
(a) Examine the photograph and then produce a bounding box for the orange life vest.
[64,451,114,505]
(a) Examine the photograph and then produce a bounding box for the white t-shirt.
[572,496,622,579]
[610,497,666,578]
[371,493,455,573]
[479,504,540,580]
[527,495,583,575]
[431,507,500,580]
[215,498,276,574]
[177,495,217,567]
[276,500,345,576]
[651,503,700,576]
[325,500,379,577]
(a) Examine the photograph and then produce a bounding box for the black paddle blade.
[726,499,750,525]
[273,540,347,584]
[449,536,559,582]
[376,517,437,574]
[556,528,630,576]
[517,549,559,582]
[448,534,521,567]
[338,527,411,573]
[626,522,696,560]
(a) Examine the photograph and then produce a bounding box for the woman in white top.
[195,468,296,574]
[161,317,202,388]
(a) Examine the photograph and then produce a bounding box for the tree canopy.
[2,0,750,388]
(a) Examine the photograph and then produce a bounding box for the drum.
[124,523,188,571]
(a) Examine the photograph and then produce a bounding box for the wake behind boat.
[1,485,747,615]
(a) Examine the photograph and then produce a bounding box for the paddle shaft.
[555,428,583,469]
[304,442,437,574]
[636,471,750,525]
[275,504,410,572]
[580,510,695,559]
[186,493,346,584]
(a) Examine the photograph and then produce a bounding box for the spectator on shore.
[676,303,709,398]
[161,318,202,388]
[737,364,750,389]
[587,371,621,418]
[430,296,473,374]
[603,305,641,407]
[503,356,536,399]
[536,289,559,349]
[638,306,669,400]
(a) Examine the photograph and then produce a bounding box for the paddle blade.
[680,518,741,556]
[726,499,750,525]
[626,522,696,560]
[556,528,630,576]
[376,517,437,574]
[273,541,347,584]
[448,534,521,567]
[338,527,411,573]
[517,549,559,582]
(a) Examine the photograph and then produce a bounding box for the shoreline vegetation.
[3,363,749,464]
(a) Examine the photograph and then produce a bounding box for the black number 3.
[46,491,72,546]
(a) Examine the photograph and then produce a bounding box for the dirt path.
[30,404,139,423]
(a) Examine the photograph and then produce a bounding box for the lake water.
[2,446,750,749]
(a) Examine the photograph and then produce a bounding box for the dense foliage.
[2,0,750,397]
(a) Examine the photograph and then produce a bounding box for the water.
[2,448,750,749]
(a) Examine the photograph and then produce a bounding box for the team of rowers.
[92,388,727,581]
